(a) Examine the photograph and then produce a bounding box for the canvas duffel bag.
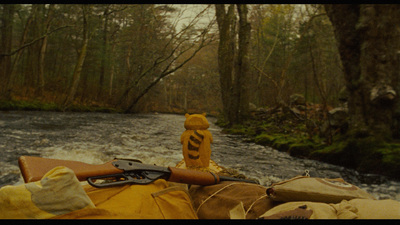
[266,176,375,203]
[258,198,400,219]
[189,181,277,219]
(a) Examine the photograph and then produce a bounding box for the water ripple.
[0,111,399,200]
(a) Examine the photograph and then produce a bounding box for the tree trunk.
[6,4,38,99]
[109,43,116,97]
[64,37,89,107]
[98,5,110,100]
[215,4,236,124]
[236,4,251,122]
[325,4,400,139]
[0,4,15,97]
[38,4,54,97]
[64,5,90,108]
[215,4,251,125]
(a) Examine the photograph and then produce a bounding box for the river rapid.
[0,111,399,201]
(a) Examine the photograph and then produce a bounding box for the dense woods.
[0,4,217,112]
[0,4,342,114]
[2,4,400,178]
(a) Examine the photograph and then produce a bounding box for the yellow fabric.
[259,201,338,219]
[267,176,375,203]
[229,202,246,219]
[259,198,400,219]
[0,166,95,219]
[335,199,400,219]
[181,113,213,169]
[330,200,358,219]
[53,179,198,219]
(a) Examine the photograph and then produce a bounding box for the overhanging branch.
[0,25,73,57]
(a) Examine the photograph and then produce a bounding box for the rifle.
[18,156,259,188]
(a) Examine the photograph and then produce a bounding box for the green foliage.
[370,143,400,176]
[215,115,230,128]
[379,143,400,165]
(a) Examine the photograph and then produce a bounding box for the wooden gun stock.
[167,167,220,185]
[18,156,123,183]
[18,156,258,187]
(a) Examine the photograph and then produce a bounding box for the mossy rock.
[288,143,314,157]
[310,135,400,179]
[216,111,400,180]
[359,143,400,178]
[272,140,289,152]
[309,140,357,168]
[271,134,303,152]
[223,128,246,135]
[254,133,276,145]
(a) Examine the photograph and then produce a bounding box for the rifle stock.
[18,156,259,187]
[18,156,123,183]
[167,167,220,185]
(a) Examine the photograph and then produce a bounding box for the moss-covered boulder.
[216,107,400,180]
[288,143,314,157]
[310,136,400,179]
[363,143,400,177]
[254,133,276,145]
[272,139,290,151]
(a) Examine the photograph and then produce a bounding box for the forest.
[0,4,342,114]
[1,4,400,179]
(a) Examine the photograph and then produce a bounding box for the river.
[0,111,399,200]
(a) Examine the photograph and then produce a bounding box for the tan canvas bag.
[266,176,375,203]
[189,181,277,219]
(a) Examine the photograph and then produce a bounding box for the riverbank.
[0,99,220,116]
[0,99,121,113]
[2,98,400,181]
[2,111,399,200]
[216,105,400,182]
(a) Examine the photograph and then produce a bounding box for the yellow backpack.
[0,166,197,219]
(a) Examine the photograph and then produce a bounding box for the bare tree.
[215,4,251,125]
[116,5,216,113]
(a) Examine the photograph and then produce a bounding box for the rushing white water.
[0,111,399,200]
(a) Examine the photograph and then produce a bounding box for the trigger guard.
[87,172,157,188]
